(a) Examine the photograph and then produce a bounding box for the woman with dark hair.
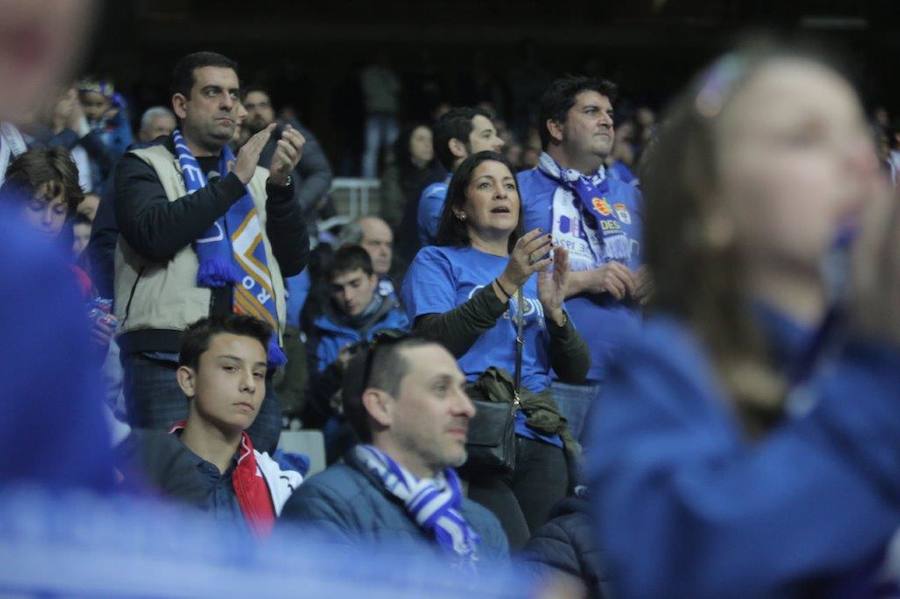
[587,41,900,596]
[402,150,590,548]
[386,123,447,262]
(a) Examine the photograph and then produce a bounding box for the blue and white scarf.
[172,129,286,366]
[538,152,633,271]
[354,444,480,567]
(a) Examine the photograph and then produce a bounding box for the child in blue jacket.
[586,40,900,598]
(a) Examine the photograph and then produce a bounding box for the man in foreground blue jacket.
[281,335,509,566]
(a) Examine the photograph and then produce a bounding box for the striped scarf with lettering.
[538,152,636,270]
[172,129,286,365]
[354,444,480,568]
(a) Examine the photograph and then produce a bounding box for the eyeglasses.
[360,329,411,391]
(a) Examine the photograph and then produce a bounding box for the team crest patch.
[592,197,612,216]
[613,202,631,224]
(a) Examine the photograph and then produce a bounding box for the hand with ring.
[497,228,554,292]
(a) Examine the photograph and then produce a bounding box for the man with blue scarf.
[282,336,508,566]
[113,52,309,453]
[517,76,649,441]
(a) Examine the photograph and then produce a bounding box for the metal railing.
[330,177,380,218]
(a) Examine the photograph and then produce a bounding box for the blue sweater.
[280,450,509,563]
[586,315,900,598]
[417,178,450,246]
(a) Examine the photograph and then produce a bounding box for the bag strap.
[513,288,525,405]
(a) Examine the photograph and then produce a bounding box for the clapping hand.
[269,124,305,186]
[538,245,571,326]
[498,228,554,292]
[234,123,275,184]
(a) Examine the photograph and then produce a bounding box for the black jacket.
[113,134,309,354]
[521,497,607,599]
[86,177,117,300]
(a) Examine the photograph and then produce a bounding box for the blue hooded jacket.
[309,298,410,374]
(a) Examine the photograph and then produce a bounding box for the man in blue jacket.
[304,245,409,459]
[282,335,509,566]
[517,76,649,440]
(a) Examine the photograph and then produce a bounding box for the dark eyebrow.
[216,355,267,368]
[201,85,240,95]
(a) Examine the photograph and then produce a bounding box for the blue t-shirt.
[517,166,643,382]
[403,245,562,446]
[417,178,450,246]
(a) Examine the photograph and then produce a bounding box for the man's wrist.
[268,174,292,188]
[566,270,589,297]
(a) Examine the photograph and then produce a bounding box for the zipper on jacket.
[121,265,145,328]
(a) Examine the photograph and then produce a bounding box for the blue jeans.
[361,113,399,178]
[551,381,600,443]
[121,353,283,454]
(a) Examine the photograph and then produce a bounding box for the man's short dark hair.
[538,75,618,149]
[179,314,272,370]
[329,245,374,280]
[0,147,83,212]
[342,336,434,443]
[241,84,271,103]
[171,51,239,98]
[433,106,493,171]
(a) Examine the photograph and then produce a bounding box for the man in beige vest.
[113,51,308,452]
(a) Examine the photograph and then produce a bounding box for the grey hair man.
[138,106,177,143]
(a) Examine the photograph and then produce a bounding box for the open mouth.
[490,207,511,214]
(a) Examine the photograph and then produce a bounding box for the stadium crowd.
[3,13,900,597]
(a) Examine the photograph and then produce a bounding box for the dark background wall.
[82,0,900,165]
